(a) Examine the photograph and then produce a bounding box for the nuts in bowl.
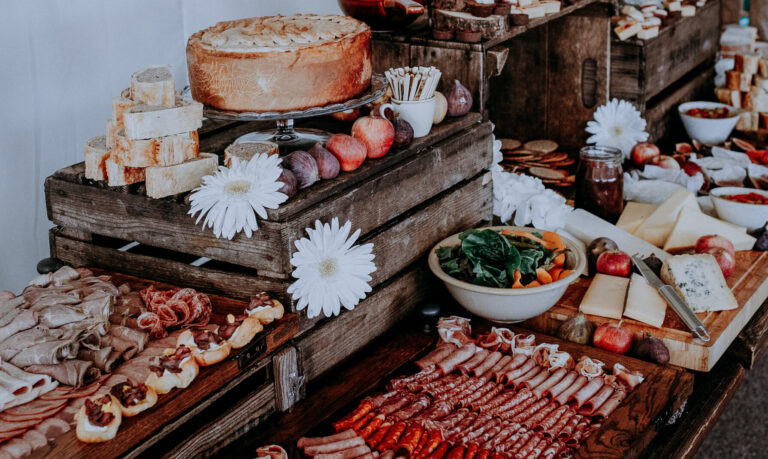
[428,226,585,323]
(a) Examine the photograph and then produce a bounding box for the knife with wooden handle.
[631,254,711,342]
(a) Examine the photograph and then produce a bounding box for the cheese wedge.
[579,274,629,320]
[660,254,738,313]
[623,273,667,328]
[663,207,756,252]
[633,188,699,247]
[565,209,670,261]
[541,1,561,13]
[617,202,658,234]
[680,5,695,16]
[146,153,217,198]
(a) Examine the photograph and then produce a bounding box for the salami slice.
[470,383,504,410]
[458,350,489,374]
[541,440,564,459]
[505,429,532,454]
[557,414,582,439]
[461,382,497,408]
[511,398,549,424]
[471,352,502,378]
[546,409,575,438]
[516,432,543,458]
[536,405,569,433]
[521,402,558,429]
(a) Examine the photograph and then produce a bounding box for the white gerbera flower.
[188,153,287,240]
[287,218,376,319]
[586,98,648,158]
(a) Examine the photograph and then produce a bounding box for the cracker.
[524,140,559,154]
[529,167,568,179]
[539,153,569,163]
[500,139,522,151]
[549,158,575,167]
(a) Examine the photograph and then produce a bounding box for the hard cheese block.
[565,209,670,261]
[617,202,658,234]
[624,273,667,328]
[660,254,739,313]
[579,273,630,319]
[663,207,756,252]
[634,188,699,247]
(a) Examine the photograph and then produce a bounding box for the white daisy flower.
[287,218,376,319]
[586,98,648,159]
[188,153,287,240]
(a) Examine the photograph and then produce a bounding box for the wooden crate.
[610,0,720,106]
[46,114,493,326]
[372,0,612,149]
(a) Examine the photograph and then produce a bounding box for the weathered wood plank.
[273,346,301,411]
[639,359,745,459]
[410,45,487,115]
[610,0,720,104]
[296,263,434,382]
[727,297,768,369]
[371,39,410,75]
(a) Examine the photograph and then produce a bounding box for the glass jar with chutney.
[576,146,624,222]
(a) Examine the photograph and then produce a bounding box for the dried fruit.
[277,168,297,198]
[445,80,473,117]
[557,313,595,345]
[633,333,670,364]
[393,119,414,148]
[284,150,319,189]
[433,91,448,124]
[307,143,340,179]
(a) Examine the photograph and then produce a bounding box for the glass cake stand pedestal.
[189,74,387,153]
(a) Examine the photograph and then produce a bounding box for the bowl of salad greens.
[428,226,585,323]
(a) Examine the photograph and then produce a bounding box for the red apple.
[672,154,687,167]
[649,155,681,170]
[682,162,709,191]
[593,322,633,354]
[675,142,693,154]
[631,142,660,165]
[351,116,395,159]
[695,235,735,257]
[704,247,736,277]
[596,250,632,277]
[326,134,367,172]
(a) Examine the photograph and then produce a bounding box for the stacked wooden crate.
[46,113,493,417]
[610,0,721,144]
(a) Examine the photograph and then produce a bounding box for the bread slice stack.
[83,65,216,198]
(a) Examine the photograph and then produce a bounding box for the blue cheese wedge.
[660,254,738,313]
[579,274,629,319]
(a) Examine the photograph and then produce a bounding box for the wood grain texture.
[727,296,768,369]
[610,0,720,104]
[43,270,295,459]
[273,346,300,411]
[410,45,487,114]
[523,251,768,371]
[639,359,745,459]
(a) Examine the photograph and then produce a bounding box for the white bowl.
[710,186,768,231]
[428,226,586,323]
[678,101,740,145]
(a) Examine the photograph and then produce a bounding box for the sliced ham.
[488,355,512,381]
[4,398,67,417]
[109,325,148,355]
[502,358,535,384]
[511,365,542,388]
[0,418,40,434]
[415,344,456,370]
[544,371,577,399]
[437,343,476,375]
[24,360,96,387]
[532,368,568,399]
[520,368,551,391]
[458,349,489,374]
[578,384,615,415]
[569,376,604,408]
[554,375,587,405]
[78,346,113,371]
[0,311,38,344]
[10,340,79,367]
[39,380,101,400]
[36,305,86,329]
[79,291,113,320]
[471,351,502,378]
[593,389,627,421]
[0,403,66,423]
[0,437,32,458]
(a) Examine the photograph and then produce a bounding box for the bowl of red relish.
[710,187,768,231]
[679,101,740,145]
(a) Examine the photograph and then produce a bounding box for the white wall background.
[0,0,341,292]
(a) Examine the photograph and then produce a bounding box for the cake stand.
[187,74,387,153]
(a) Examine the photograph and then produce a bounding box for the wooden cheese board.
[523,250,768,371]
[39,269,298,458]
[223,320,693,459]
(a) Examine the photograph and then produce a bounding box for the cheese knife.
[631,254,711,342]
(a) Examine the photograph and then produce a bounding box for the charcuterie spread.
[0,267,284,454]
[297,317,644,458]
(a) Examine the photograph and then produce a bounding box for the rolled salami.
[544,371,577,399]
[554,375,587,405]
[472,351,503,378]
[533,368,568,399]
[593,389,627,421]
[438,343,476,375]
[511,365,542,388]
[569,376,604,408]
[502,358,535,384]
[488,355,513,381]
[415,344,456,370]
[521,368,552,391]
[458,349,489,374]
[578,384,615,415]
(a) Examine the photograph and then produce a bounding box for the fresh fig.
[277,168,297,198]
[445,80,473,117]
[557,313,595,345]
[393,119,414,148]
[755,228,768,251]
[307,143,340,179]
[283,151,319,189]
[632,254,663,277]
[587,237,618,275]
[633,332,670,364]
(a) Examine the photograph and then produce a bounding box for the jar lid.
[579,146,622,163]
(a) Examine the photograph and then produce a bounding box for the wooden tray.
[41,270,298,458]
[523,251,768,371]
[221,320,693,459]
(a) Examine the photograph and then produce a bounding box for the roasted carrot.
[557,269,574,280]
[542,231,566,251]
[549,267,563,280]
[512,270,524,288]
[526,280,542,288]
[552,253,566,267]
[536,268,553,284]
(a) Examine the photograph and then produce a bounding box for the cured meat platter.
[523,250,768,371]
[268,319,692,459]
[0,269,297,458]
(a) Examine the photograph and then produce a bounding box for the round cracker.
[500,139,522,151]
[529,167,567,180]
[524,140,559,154]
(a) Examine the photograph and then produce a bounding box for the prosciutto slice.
[24,360,96,387]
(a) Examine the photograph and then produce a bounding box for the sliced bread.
[84,136,109,181]
[223,141,279,167]
[146,153,218,198]
[130,65,175,108]
[112,130,198,167]
[123,100,203,140]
